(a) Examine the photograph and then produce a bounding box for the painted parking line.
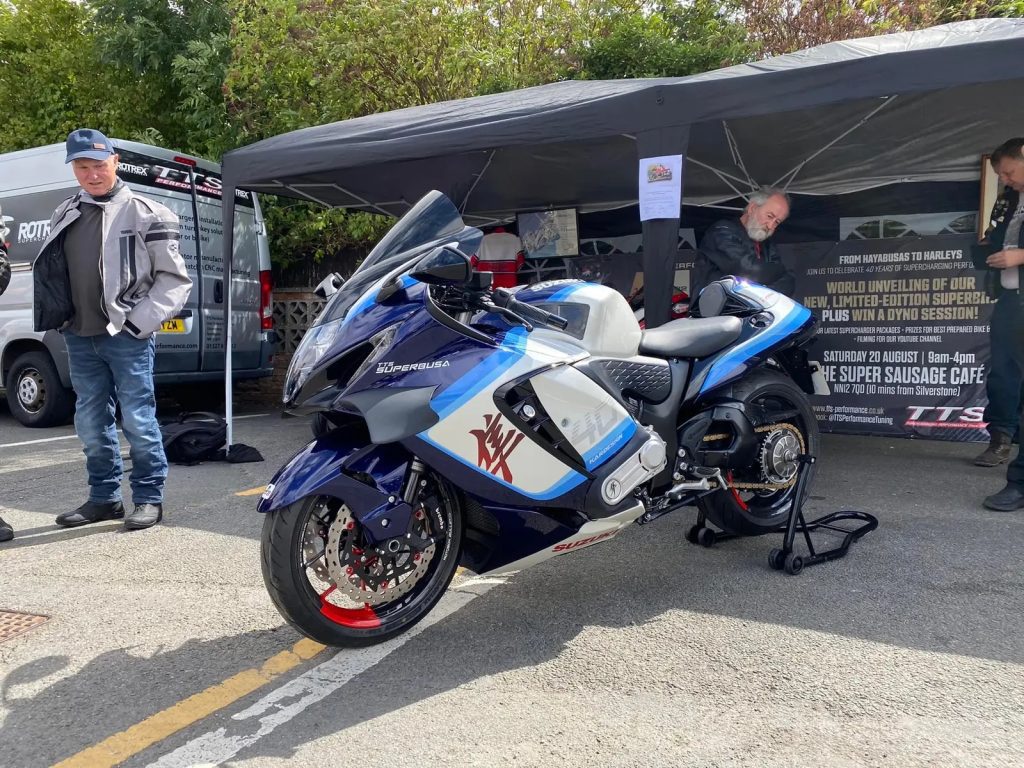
[145,580,498,768]
[0,413,272,450]
[53,576,499,768]
[52,638,325,768]
[235,486,268,497]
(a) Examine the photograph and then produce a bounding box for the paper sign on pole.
[638,155,683,221]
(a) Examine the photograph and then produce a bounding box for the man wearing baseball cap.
[32,128,192,531]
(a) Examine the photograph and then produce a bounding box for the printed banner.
[780,234,992,441]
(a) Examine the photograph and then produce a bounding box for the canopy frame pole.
[722,121,758,191]
[772,95,898,189]
[283,185,336,208]
[328,184,396,216]
[685,156,751,201]
[222,183,238,452]
[460,150,496,214]
[629,132,753,192]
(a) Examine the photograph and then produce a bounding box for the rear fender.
[258,425,413,544]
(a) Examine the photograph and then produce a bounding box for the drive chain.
[700,422,806,492]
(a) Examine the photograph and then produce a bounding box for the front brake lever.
[477,298,534,331]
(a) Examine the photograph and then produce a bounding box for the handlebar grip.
[491,288,569,330]
[512,296,569,330]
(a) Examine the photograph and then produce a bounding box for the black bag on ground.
[161,411,227,465]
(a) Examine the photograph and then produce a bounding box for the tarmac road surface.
[0,403,1021,767]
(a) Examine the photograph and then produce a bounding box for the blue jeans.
[64,331,167,505]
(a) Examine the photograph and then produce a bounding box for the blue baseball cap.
[65,128,115,163]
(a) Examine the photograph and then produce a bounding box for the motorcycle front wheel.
[261,476,463,647]
[696,370,819,536]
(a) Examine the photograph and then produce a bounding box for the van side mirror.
[314,272,344,300]
[409,246,471,286]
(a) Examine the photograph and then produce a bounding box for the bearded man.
[692,188,794,299]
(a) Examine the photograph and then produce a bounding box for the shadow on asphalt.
[0,521,127,550]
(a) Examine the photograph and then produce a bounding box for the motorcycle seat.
[638,316,743,358]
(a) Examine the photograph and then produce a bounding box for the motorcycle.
[261,191,823,648]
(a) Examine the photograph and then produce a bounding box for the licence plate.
[808,360,831,396]
[159,319,186,333]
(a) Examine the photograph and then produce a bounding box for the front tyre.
[261,477,463,647]
[697,370,819,536]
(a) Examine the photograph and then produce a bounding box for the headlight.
[283,318,343,402]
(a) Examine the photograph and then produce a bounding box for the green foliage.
[88,0,232,155]
[260,199,391,269]
[0,0,160,152]
[578,2,754,80]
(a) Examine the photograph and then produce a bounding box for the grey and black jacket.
[33,183,192,337]
[971,186,1024,308]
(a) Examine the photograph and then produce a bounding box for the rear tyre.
[261,477,463,647]
[6,351,75,427]
[697,370,818,536]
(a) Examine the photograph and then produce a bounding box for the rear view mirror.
[314,272,344,300]
[409,246,471,286]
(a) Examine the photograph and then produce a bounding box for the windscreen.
[317,191,482,326]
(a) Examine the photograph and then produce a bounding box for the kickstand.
[685,455,878,576]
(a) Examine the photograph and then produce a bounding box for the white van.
[0,139,275,427]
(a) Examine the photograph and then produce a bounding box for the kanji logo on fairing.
[470,413,526,482]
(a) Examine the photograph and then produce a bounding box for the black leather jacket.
[972,186,1024,307]
[692,219,794,299]
[0,242,10,296]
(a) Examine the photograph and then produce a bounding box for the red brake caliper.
[318,584,381,629]
[726,471,749,511]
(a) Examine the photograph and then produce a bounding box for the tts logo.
[905,406,985,423]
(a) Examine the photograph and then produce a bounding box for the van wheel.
[6,351,75,427]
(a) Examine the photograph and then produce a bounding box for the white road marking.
[145,578,502,768]
[0,413,271,449]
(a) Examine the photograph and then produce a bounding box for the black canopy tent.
[219,19,1024,445]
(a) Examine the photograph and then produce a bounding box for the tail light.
[259,270,273,331]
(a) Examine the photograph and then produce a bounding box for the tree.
[0,0,160,152]
[88,0,233,155]
[577,1,754,80]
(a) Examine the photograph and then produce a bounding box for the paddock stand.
[685,455,878,576]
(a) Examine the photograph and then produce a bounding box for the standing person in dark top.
[973,138,1024,509]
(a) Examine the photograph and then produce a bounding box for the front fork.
[403,457,427,504]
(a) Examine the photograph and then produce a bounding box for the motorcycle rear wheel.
[261,479,463,647]
[696,370,819,536]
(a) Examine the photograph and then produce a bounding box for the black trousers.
[986,293,1024,487]
[984,292,1024,438]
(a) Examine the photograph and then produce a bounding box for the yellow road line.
[235,485,268,497]
[53,638,324,768]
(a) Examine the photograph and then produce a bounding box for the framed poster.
[978,154,1001,242]
[517,208,579,259]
